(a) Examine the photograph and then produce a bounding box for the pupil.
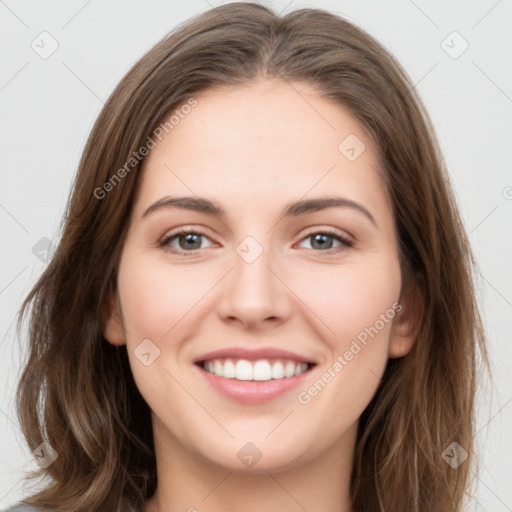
[181,233,201,250]
[312,234,332,250]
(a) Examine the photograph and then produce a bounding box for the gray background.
[1,0,511,509]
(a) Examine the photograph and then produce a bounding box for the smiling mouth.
[196,358,316,381]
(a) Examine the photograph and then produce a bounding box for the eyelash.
[158,227,354,256]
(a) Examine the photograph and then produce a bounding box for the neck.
[143,417,356,512]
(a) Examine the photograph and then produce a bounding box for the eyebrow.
[141,195,376,226]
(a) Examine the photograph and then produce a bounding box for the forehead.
[135,78,388,218]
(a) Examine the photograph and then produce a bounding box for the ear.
[103,292,126,346]
[388,277,424,358]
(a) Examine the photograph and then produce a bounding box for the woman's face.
[105,78,415,472]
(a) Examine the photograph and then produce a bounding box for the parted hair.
[15,3,489,511]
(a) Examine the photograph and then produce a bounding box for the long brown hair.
[15,3,490,511]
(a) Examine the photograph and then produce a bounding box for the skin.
[104,78,419,512]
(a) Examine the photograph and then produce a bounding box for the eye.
[297,229,353,254]
[159,229,214,254]
[158,228,354,256]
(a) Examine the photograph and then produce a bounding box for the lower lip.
[195,364,315,404]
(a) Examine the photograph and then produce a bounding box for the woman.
[7,2,489,511]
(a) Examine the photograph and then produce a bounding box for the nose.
[216,239,292,331]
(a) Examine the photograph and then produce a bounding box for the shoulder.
[1,505,56,512]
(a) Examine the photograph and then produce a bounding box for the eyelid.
[158,226,214,252]
[299,226,354,244]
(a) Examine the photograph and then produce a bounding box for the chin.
[187,430,321,474]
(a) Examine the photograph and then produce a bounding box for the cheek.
[294,266,401,430]
[117,251,213,339]
[288,255,402,349]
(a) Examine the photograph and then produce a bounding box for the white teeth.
[294,363,308,375]
[284,361,296,378]
[223,358,236,378]
[271,360,285,379]
[235,359,253,380]
[202,358,310,381]
[253,360,272,380]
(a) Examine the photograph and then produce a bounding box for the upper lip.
[194,347,317,364]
